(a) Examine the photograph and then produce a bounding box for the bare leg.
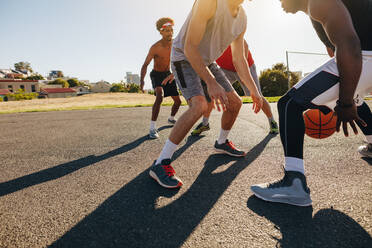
[261,97,274,119]
[203,101,214,119]
[169,95,208,145]
[170,95,181,117]
[221,90,243,130]
[151,87,163,121]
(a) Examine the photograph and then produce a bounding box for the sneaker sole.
[251,189,312,207]
[149,170,183,189]
[191,129,210,136]
[359,150,372,158]
[214,148,246,157]
[149,135,159,139]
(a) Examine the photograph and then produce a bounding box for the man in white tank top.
[149,0,264,189]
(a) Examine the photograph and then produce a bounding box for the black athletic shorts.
[150,70,179,97]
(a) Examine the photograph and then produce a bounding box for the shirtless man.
[149,0,263,189]
[251,0,372,206]
[141,17,181,139]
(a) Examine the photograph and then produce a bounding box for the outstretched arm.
[140,47,155,92]
[231,33,262,113]
[184,0,228,111]
[310,0,366,135]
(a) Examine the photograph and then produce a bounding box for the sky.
[0,0,330,89]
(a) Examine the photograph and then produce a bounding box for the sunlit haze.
[0,0,329,89]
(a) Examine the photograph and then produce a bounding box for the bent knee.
[190,96,208,115]
[227,92,242,111]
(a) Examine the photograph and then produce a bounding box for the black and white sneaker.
[251,170,312,207]
[149,129,159,139]
[214,140,246,157]
[358,143,372,158]
[168,118,177,125]
[149,159,183,189]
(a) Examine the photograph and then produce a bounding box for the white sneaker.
[358,144,372,158]
[149,129,159,139]
[251,170,312,207]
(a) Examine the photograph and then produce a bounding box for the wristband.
[336,100,353,108]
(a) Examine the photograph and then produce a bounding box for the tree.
[14,61,33,73]
[110,83,125,92]
[57,71,64,78]
[127,83,140,93]
[67,78,80,87]
[25,74,45,80]
[49,78,69,88]
[259,63,300,97]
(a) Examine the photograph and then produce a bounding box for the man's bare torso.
[152,39,172,72]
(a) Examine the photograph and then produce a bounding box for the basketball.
[303,109,338,139]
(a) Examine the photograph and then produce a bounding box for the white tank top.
[172,0,247,65]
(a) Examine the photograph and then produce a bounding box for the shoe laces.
[268,169,289,188]
[270,121,278,129]
[162,164,175,177]
[227,140,238,150]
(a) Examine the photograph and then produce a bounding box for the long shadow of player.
[247,196,372,248]
[0,125,173,198]
[49,134,275,248]
[362,157,372,165]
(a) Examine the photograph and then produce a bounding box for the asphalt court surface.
[0,103,371,248]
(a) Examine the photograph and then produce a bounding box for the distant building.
[126,72,140,85]
[0,69,28,79]
[41,88,77,98]
[48,70,64,79]
[0,89,11,101]
[72,86,91,95]
[0,79,39,93]
[90,80,111,93]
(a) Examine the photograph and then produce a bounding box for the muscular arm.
[311,18,335,53]
[231,33,258,95]
[140,47,155,91]
[310,0,365,135]
[310,0,362,105]
[231,33,262,113]
[184,0,228,110]
[184,0,216,87]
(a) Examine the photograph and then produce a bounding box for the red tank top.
[216,46,254,72]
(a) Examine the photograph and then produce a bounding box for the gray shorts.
[171,60,234,102]
[221,64,262,96]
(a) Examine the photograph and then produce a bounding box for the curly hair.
[156,17,174,31]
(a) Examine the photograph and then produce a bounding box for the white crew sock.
[169,115,175,121]
[156,139,178,165]
[285,157,305,174]
[150,121,156,131]
[217,129,230,145]
[202,117,209,126]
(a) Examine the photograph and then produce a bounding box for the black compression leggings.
[278,94,307,159]
[278,94,372,159]
[357,102,372,136]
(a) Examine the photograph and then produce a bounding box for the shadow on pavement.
[247,196,372,248]
[361,157,372,165]
[0,125,173,197]
[49,134,275,248]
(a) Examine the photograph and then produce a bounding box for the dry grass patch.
[0,93,187,114]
